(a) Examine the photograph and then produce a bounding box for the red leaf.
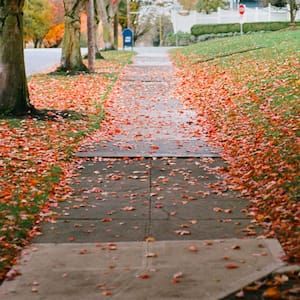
[225,263,239,269]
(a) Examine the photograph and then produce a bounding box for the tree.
[60,0,88,72]
[96,0,119,50]
[178,0,197,11]
[44,0,65,47]
[194,0,225,14]
[269,0,287,7]
[262,0,299,23]
[0,0,33,115]
[118,0,140,30]
[288,0,298,23]
[86,0,96,71]
[23,0,53,48]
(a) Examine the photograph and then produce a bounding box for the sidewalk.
[0,47,287,299]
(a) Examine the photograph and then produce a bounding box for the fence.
[171,4,300,33]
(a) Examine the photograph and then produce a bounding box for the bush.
[191,21,300,36]
[164,32,195,46]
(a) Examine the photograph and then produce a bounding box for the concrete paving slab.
[0,239,285,300]
[32,220,149,243]
[148,219,255,241]
[77,140,219,158]
[120,65,173,81]
[1,48,290,300]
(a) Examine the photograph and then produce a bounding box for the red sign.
[239,4,245,15]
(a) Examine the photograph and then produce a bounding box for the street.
[24,48,88,76]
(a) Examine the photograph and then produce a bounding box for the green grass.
[171,30,300,64]
[0,50,136,281]
[171,29,300,261]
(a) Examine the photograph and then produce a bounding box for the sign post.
[122,28,134,50]
[239,4,245,35]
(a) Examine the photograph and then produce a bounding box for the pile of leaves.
[0,51,135,281]
[225,270,300,300]
[171,30,300,263]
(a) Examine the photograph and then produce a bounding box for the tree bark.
[60,0,88,72]
[0,0,32,115]
[86,0,95,71]
[113,13,119,49]
[289,0,297,24]
[97,0,114,50]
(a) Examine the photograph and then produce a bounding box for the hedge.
[191,21,300,36]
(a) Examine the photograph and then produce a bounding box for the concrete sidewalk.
[0,47,287,299]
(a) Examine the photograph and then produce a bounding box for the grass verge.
[170,30,300,263]
[0,50,135,281]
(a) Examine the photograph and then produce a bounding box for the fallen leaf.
[151,145,160,150]
[232,245,241,250]
[101,218,113,222]
[108,243,117,250]
[225,263,239,269]
[145,237,156,242]
[235,290,244,298]
[213,207,223,212]
[102,290,112,296]
[121,206,136,211]
[173,271,184,279]
[146,252,158,258]
[188,245,199,252]
[138,274,150,279]
[263,287,281,299]
[79,249,88,255]
[172,279,181,284]
[175,230,191,236]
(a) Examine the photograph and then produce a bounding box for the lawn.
[170,29,300,263]
[0,51,135,281]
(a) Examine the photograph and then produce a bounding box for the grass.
[170,29,300,262]
[173,30,300,64]
[0,50,135,281]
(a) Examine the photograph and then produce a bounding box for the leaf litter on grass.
[170,30,300,264]
[0,52,135,281]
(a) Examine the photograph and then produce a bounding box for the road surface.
[24,48,88,76]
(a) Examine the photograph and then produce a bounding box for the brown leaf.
[213,207,223,212]
[263,287,281,299]
[121,206,136,211]
[145,236,156,242]
[101,218,113,222]
[146,252,158,258]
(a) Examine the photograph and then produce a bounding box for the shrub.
[191,21,300,36]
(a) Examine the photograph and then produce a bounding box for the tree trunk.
[0,0,32,115]
[60,0,88,72]
[97,0,114,50]
[289,0,296,24]
[114,13,119,49]
[86,0,95,71]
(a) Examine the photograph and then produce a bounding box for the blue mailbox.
[123,28,134,50]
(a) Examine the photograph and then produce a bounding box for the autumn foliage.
[171,30,300,262]
[0,52,134,281]
[43,0,65,47]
